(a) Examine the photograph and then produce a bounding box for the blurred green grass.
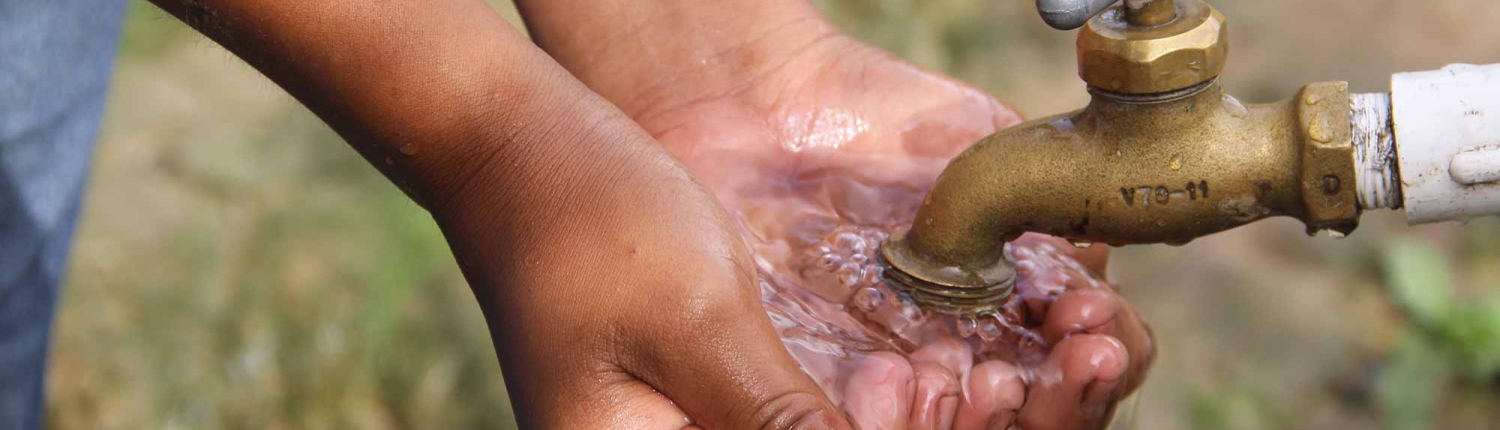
[51,0,1500,429]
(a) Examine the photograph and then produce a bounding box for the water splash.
[743,213,1114,392]
[727,145,1126,426]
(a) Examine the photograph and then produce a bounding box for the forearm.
[147,0,649,213]
[143,0,720,306]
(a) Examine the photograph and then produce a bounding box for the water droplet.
[1308,116,1335,143]
[862,265,885,286]
[398,144,420,156]
[832,232,866,254]
[1222,94,1249,119]
[1170,154,1184,171]
[837,262,865,288]
[898,296,924,321]
[815,253,841,270]
[1070,240,1094,249]
[850,253,869,265]
[851,287,884,312]
[1314,229,1348,239]
[1304,92,1323,106]
[956,317,978,338]
[977,315,1004,342]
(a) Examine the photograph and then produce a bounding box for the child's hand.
[146,0,854,428]
[448,151,858,430]
[516,1,1155,428]
[830,234,1153,430]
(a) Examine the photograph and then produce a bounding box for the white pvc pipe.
[1449,146,1500,185]
[1388,63,1500,224]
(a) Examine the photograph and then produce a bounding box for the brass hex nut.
[1296,82,1361,235]
[1077,0,1228,94]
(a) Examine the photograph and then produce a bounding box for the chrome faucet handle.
[1036,0,1118,29]
[1037,0,1177,30]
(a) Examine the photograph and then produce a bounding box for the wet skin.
[146,0,1150,427]
[515,1,1156,428]
[149,0,855,428]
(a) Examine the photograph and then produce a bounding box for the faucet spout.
[880,82,1361,315]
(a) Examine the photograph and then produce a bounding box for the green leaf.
[1384,241,1455,325]
[1376,333,1451,430]
[1438,301,1500,379]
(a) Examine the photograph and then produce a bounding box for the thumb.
[629,301,853,430]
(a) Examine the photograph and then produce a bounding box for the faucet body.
[880,0,1365,316]
[891,2,1500,322]
[880,82,1361,315]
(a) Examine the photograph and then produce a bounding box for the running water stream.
[731,169,1136,430]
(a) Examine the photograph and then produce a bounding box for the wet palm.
[624,34,1156,430]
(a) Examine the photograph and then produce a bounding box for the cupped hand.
[515,1,1155,428]
[435,66,856,429]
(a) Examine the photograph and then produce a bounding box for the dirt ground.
[48,0,1500,429]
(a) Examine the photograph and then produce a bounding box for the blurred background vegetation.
[49,0,1500,428]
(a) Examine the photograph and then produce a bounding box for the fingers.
[1032,275,1156,395]
[1041,289,1120,345]
[1108,302,1156,394]
[610,383,702,430]
[627,294,854,430]
[843,352,916,430]
[839,354,1027,430]
[834,295,1145,430]
[910,363,960,430]
[909,336,974,378]
[1013,236,1154,395]
[837,335,1137,430]
[842,351,1025,430]
[952,360,1026,430]
[908,337,972,430]
[1016,335,1129,430]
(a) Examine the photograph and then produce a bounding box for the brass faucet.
[879,0,1362,316]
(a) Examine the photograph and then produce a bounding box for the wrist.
[427,108,731,293]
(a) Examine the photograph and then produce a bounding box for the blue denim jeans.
[0,1,125,428]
